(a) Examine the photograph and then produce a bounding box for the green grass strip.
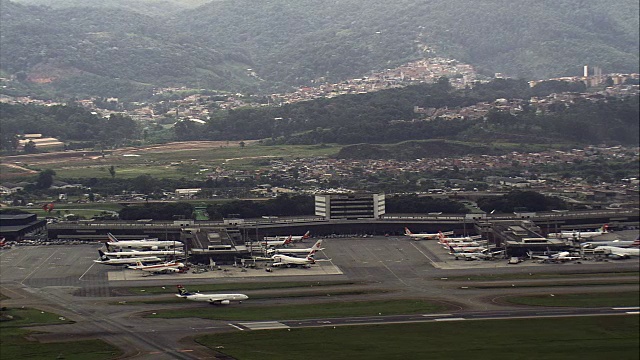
[121,280,358,295]
[147,299,449,321]
[0,308,74,328]
[195,316,639,360]
[440,270,639,281]
[503,291,640,307]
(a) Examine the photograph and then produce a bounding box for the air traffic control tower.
[315,192,385,220]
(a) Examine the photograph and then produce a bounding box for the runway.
[1,238,638,359]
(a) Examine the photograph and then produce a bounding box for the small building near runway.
[490,221,569,257]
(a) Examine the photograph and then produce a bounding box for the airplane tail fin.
[177,285,190,296]
[448,245,456,253]
[307,249,317,260]
[303,231,311,239]
[312,240,323,251]
[284,235,293,246]
[404,227,412,235]
[602,224,609,233]
[107,233,119,242]
[98,250,109,261]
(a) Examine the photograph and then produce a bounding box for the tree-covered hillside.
[1,0,638,100]
[174,0,639,86]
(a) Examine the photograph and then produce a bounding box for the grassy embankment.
[34,143,342,180]
[503,291,640,307]
[194,316,639,360]
[147,299,451,321]
[0,307,122,359]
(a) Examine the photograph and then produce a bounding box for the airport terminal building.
[315,193,385,220]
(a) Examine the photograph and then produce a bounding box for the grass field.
[32,143,342,180]
[195,316,640,360]
[465,279,639,289]
[117,288,389,305]
[121,280,359,295]
[503,291,640,307]
[147,299,450,321]
[0,308,122,360]
[440,270,640,282]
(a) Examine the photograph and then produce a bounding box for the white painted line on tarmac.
[434,318,466,321]
[613,307,640,310]
[228,323,244,331]
[79,262,96,281]
[625,311,639,315]
[422,314,453,317]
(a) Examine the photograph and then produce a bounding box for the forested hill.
[173,0,639,85]
[2,0,638,100]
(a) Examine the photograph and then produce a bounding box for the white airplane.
[264,231,311,242]
[267,240,324,255]
[127,260,185,273]
[404,227,453,240]
[102,249,185,258]
[438,235,486,248]
[106,233,183,251]
[527,251,581,262]
[263,248,329,268]
[581,239,639,248]
[448,246,499,260]
[93,250,162,265]
[547,224,609,239]
[261,235,293,248]
[175,285,248,305]
[593,245,640,259]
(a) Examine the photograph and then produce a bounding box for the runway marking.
[435,318,466,321]
[237,321,289,330]
[625,311,639,315]
[228,323,244,331]
[409,242,437,264]
[422,314,453,317]
[79,262,97,281]
[613,307,640,310]
[20,249,59,285]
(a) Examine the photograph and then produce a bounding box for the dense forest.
[2,0,638,100]
[0,103,139,151]
[186,79,640,146]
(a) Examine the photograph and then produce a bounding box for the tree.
[108,165,116,179]
[36,169,56,189]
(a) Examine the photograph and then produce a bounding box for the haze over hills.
[1,0,639,100]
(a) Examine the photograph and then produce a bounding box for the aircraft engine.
[220,300,230,305]
[151,246,158,250]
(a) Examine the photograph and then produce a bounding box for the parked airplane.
[262,247,329,268]
[261,235,293,248]
[264,231,311,242]
[547,224,609,240]
[93,250,162,265]
[175,285,248,305]
[404,227,454,240]
[127,260,185,273]
[581,239,639,248]
[527,251,581,262]
[438,236,486,248]
[268,240,324,255]
[448,246,499,260]
[103,249,185,258]
[106,233,183,250]
[593,245,640,259]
